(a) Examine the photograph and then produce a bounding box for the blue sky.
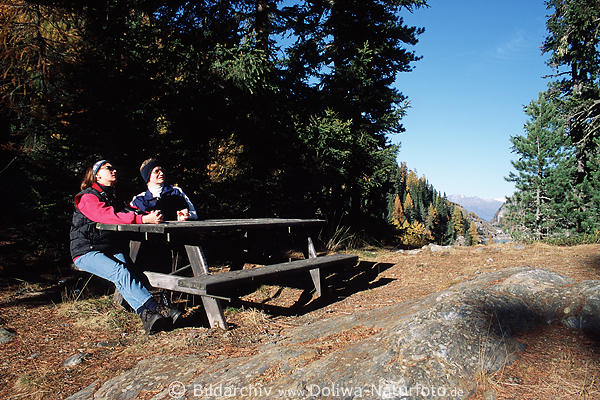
[392,0,551,200]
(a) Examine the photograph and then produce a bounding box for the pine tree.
[283,0,427,223]
[541,0,600,235]
[425,203,439,242]
[443,221,454,245]
[543,0,600,187]
[403,192,415,223]
[505,91,569,238]
[424,203,438,232]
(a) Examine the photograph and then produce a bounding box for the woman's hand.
[177,209,190,221]
[142,210,163,224]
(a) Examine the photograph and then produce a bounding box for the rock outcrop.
[68,266,600,400]
[0,327,16,344]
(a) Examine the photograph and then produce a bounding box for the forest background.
[1,0,599,273]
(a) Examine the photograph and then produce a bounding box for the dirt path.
[1,242,599,399]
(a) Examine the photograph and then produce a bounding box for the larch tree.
[392,194,405,228]
[467,221,479,246]
[403,191,415,223]
[451,206,464,237]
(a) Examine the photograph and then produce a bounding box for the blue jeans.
[74,251,152,311]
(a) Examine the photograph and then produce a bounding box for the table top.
[97,218,326,234]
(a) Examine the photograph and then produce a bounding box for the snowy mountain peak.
[447,195,505,222]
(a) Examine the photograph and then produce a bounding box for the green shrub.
[541,233,600,246]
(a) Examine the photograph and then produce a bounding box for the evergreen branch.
[0,156,17,176]
[570,100,600,146]
[541,71,571,79]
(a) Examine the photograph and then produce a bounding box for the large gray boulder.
[72,266,600,399]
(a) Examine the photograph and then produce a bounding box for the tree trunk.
[536,132,543,240]
[255,0,269,49]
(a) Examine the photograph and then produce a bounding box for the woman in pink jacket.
[69,160,179,334]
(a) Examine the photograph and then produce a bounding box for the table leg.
[307,236,322,296]
[184,245,228,329]
[129,240,142,262]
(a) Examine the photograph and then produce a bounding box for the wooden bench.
[144,253,357,326]
[145,254,357,296]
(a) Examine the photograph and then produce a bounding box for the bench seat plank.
[144,254,357,296]
[144,271,208,296]
[180,254,357,292]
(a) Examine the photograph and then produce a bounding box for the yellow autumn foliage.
[392,194,404,228]
[398,220,432,248]
[468,221,479,245]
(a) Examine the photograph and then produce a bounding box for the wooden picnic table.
[97,218,326,234]
[97,218,357,329]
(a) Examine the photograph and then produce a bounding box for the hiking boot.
[158,293,182,325]
[156,304,182,325]
[140,308,171,335]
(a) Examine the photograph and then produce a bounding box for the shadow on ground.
[219,260,395,318]
[0,272,118,309]
[587,254,600,273]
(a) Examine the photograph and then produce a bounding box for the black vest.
[69,184,129,259]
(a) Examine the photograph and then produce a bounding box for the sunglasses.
[101,165,116,171]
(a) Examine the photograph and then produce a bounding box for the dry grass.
[238,307,269,328]
[472,324,600,399]
[473,322,510,396]
[55,295,134,331]
[12,370,53,399]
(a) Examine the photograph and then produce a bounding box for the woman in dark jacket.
[70,160,179,334]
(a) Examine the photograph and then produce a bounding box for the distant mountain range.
[447,194,505,222]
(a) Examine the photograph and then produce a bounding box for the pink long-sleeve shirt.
[71,184,146,262]
[75,193,144,225]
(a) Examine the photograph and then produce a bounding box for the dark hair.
[80,165,96,191]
